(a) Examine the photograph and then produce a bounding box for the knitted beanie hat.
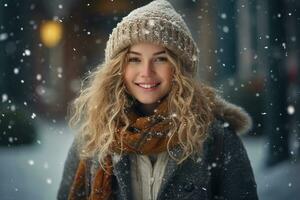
[104,0,199,74]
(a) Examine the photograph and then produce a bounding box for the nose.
[140,60,153,77]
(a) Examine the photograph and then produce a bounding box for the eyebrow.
[128,50,166,56]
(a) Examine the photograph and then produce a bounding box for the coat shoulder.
[212,96,252,135]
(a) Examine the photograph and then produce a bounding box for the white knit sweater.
[129,152,169,200]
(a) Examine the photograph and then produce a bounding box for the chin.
[136,97,161,105]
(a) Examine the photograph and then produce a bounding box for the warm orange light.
[40,21,62,47]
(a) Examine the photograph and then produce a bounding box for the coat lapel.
[112,154,133,200]
[157,146,182,200]
[157,146,210,200]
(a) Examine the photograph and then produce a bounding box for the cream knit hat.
[104,0,199,74]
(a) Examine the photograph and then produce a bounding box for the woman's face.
[124,42,174,106]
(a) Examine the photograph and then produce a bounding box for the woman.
[57,0,258,199]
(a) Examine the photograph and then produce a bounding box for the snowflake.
[287,105,295,115]
[220,13,227,19]
[28,160,35,165]
[223,122,229,128]
[23,49,31,56]
[2,94,8,102]
[0,33,8,41]
[31,113,36,119]
[36,74,42,81]
[46,178,52,184]
[222,26,229,33]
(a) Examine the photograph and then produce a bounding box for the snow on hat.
[104,0,199,74]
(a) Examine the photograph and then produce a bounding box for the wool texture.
[67,98,178,200]
[104,0,199,75]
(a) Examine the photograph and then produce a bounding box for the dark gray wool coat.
[57,98,259,200]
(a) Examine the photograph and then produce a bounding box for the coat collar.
[157,145,182,199]
[112,154,133,200]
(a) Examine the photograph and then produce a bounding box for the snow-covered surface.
[258,160,300,200]
[243,136,300,200]
[0,120,299,200]
[0,119,74,200]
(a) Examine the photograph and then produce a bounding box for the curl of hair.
[68,47,217,165]
[165,49,216,163]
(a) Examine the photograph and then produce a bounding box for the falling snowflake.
[2,94,8,102]
[287,105,295,115]
[220,13,227,19]
[13,68,19,74]
[222,26,229,33]
[8,137,14,143]
[23,49,31,56]
[46,178,52,184]
[223,122,229,128]
[28,160,35,165]
[31,113,36,119]
[0,33,8,41]
[36,74,42,81]
[10,105,16,111]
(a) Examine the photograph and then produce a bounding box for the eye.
[154,57,168,63]
[127,57,141,63]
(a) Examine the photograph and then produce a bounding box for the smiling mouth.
[135,83,161,89]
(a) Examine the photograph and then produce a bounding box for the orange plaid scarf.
[68,99,178,200]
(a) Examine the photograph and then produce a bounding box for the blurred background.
[0,0,299,199]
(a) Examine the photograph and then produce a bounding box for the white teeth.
[138,84,158,89]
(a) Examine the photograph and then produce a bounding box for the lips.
[135,82,160,89]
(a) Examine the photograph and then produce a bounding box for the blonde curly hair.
[68,46,217,164]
